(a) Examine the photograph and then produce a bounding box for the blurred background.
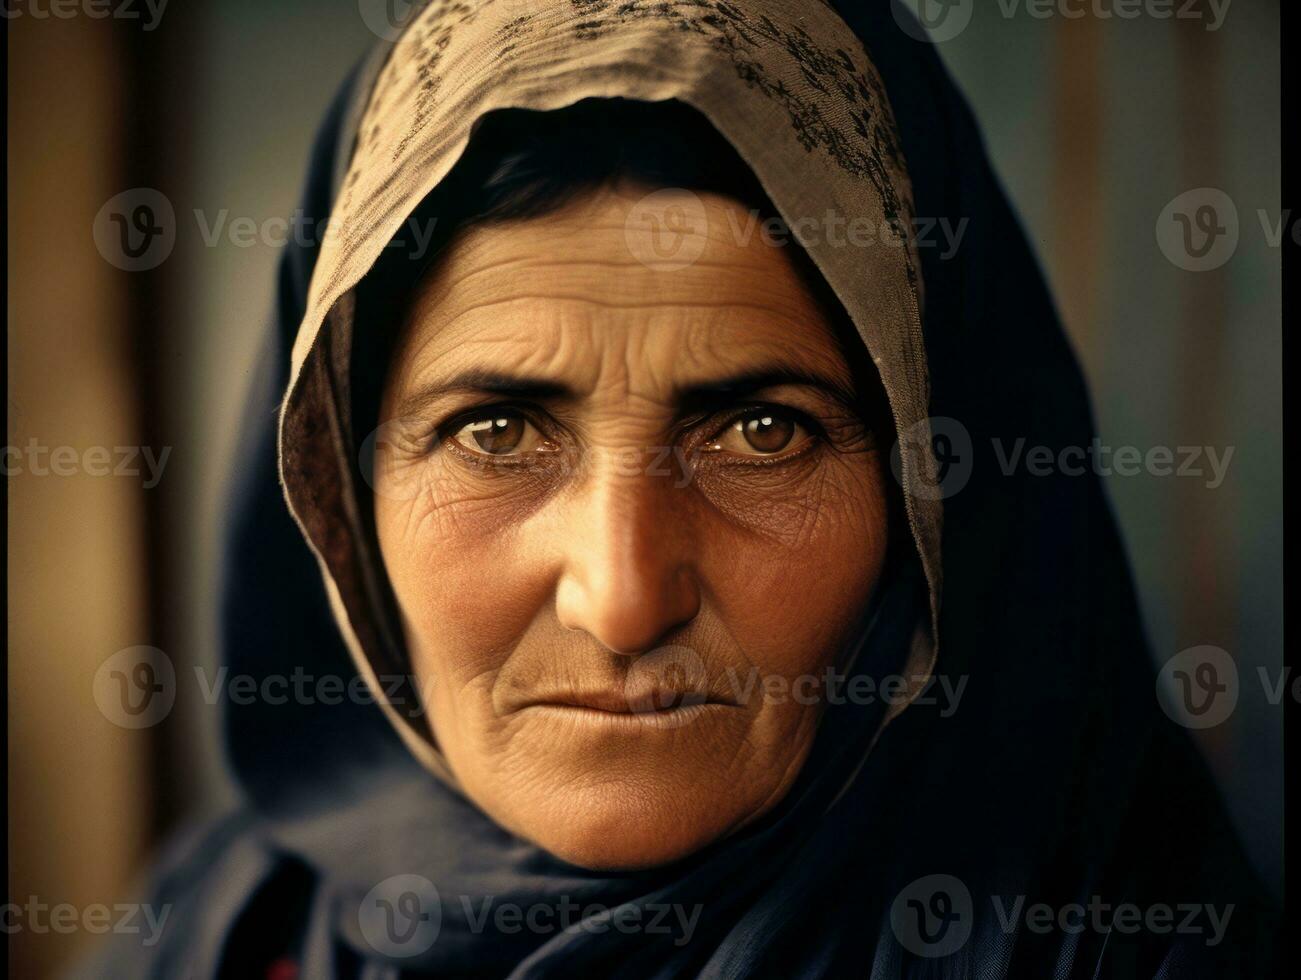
[6,1,1282,976]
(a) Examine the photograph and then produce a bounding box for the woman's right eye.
[447,411,552,457]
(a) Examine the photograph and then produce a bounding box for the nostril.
[555,564,701,656]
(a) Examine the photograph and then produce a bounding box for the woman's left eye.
[448,412,551,457]
[706,408,815,457]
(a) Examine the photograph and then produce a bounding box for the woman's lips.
[522,690,723,714]
[516,699,735,732]
[512,681,739,721]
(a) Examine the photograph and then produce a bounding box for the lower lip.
[518,702,733,730]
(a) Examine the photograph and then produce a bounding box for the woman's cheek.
[377,464,558,686]
[691,450,888,677]
[690,447,886,550]
[377,451,565,541]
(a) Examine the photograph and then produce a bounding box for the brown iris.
[464,415,525,455]
[735,411,796,454]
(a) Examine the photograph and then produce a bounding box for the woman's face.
[373,183,889,870]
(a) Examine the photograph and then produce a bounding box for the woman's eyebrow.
[395,365,857,418]
[395,370,577,417]
[675,367,858,413]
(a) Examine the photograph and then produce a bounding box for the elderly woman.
[86,1,1275,977]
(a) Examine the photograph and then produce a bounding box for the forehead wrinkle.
[424,290,820,326]
[675,307,855,390]
[394,297,854,410]
[437,256,817,307]
[405,242,815,337]
[400,289,819,364]
[428,220,827,323]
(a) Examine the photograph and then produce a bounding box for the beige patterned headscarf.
[278,0,942,781]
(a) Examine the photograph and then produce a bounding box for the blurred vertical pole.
[1280,0,1295,905]
[1051,0,1104,357]
[123,0,202,840]
[1172,6,1231,765]
[7,14,152,980]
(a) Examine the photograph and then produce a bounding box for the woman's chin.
[464,769,760,872]
[516,798,738,872]
[443,704,812,871]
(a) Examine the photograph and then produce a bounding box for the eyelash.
[431,401,827,463]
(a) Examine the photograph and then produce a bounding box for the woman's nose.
[554,463,701,655]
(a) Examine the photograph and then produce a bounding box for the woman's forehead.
[389,188,854,394]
